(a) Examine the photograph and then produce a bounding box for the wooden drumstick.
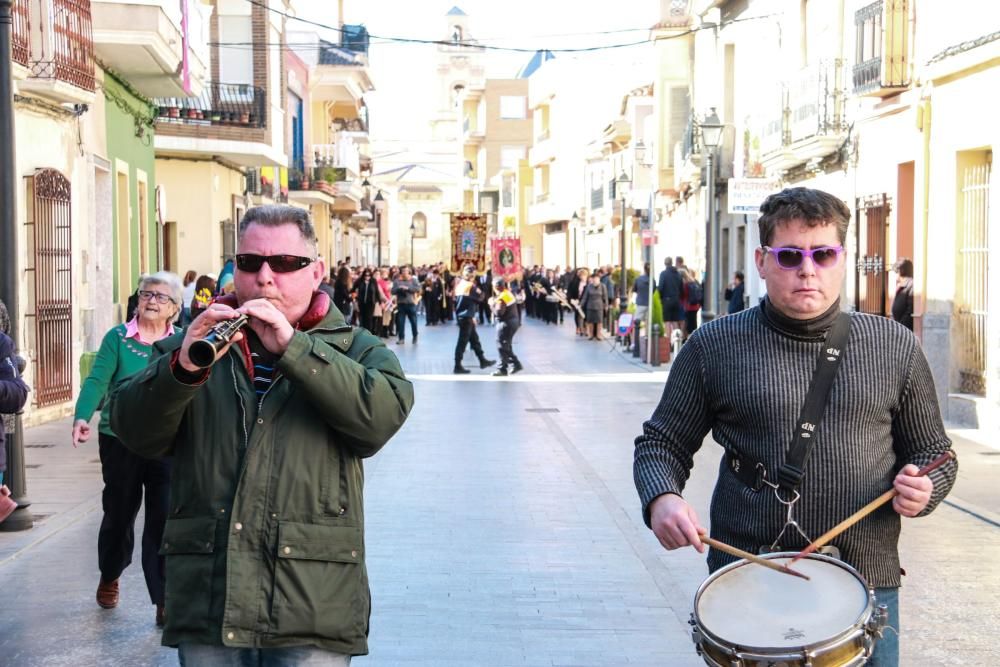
[789,450,956,566]
[698,533,811,581]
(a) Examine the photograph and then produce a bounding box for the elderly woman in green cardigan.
[72,271,183,627]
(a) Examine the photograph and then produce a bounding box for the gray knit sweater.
[633,303,957,588]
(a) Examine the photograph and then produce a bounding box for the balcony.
[528,133,556,167]
[12,0,30,70]
[852,0,909,97]
[760,60,849,175]
[463,114,484,144]
[91,0,210,98]
[155,83,266,129]
[18,0,96,103]
[153,82,286,166]
[528,194,560,225]
[287,152,363,212]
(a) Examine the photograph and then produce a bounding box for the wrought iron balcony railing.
[154,82,267,128]
[29,0,95,91]
[12,0,30,67]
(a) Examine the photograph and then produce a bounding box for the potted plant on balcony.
[210,110,222,123]
[239,111,251,125]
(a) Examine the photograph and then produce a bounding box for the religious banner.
[450,213,488,272]
[491,238,522,278]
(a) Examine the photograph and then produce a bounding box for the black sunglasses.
[236,254,314,273]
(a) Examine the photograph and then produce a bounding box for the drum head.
[694,553,870,650]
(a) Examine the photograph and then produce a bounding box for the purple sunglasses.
[762,245,844,270]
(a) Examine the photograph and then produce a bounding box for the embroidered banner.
[491,238,522,278]
[450,213,488,272]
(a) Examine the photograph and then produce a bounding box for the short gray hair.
[141,271,183,307]
[238,205,318,253]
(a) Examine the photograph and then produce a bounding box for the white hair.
[141,271,184,309]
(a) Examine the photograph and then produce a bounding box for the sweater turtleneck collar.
[758,295,842,340]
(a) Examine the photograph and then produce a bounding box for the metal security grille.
[854,194,889,315]
[12,0,30,67]
[27,169,73,407]
[956,156,990,395]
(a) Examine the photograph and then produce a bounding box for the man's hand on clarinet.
[178,304,245,372]
[649,493,706,553]
[238,298,294,356]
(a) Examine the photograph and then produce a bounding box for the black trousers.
[496,321,521,370]
[98,433,170,605]
[478,300,492,324]
[358,307,376,334]
[455,318,486,364]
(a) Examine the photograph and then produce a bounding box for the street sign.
[641,229,658,246]
[728,178,782,214]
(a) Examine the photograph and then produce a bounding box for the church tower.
[430,6,485,142]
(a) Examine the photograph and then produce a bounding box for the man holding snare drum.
[633,188,957,666]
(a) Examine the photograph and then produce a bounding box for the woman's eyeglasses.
[762,245,844,270]
[236,254,314,273]
[138,290,175,304]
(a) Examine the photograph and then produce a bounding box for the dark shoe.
[412,335,418,344]
[511,362,524,375]
[492,369,508,377]
[156,604,165,627]
[453,365,471,374]
[479,358,496,369]
[397,339,404,345]
[96,578,120,609]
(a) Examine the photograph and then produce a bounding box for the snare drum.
[690,552,887,667]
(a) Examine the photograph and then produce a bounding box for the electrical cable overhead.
[240,0,774,54]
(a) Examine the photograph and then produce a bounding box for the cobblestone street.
[0,318,997,666]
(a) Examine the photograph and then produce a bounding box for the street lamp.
[0,0,33,531]
[373,189,385,267]
[699,108,724,322]
[616,170,631,329]
[409,219,416,268]
[571,211,580,268]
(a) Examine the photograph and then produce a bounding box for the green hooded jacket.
[110,300,413,654]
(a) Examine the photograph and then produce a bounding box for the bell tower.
[430,6,485,142]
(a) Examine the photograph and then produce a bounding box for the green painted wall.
[103,70,157,309]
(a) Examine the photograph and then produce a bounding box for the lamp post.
[571,211,579,268]
[409,220,415,269]
[616,171,631,325]
[0,0,33,531]
[373,189,384,267]
[699,108,724,322]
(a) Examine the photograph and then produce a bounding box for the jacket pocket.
[271,521,368,642]
[160,516,218,633]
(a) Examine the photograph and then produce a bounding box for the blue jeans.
[178,643,351,667]
[395,303,418,341]
[869,587,899,666]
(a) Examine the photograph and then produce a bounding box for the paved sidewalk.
[0,315,997,666]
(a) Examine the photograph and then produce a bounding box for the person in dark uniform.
[477,269,494,324]
[453,264,495,374]
[490,277,523,376]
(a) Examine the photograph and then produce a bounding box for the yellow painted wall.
[156,159,244,277]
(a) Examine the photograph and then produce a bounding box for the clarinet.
[188,314,249,369]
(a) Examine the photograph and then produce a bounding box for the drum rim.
[692,551,873,656]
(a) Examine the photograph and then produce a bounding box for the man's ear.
[754,247,766,280]
[312,257,327,289]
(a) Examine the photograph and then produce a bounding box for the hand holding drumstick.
[789,451,956,565]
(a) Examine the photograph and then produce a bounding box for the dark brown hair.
[757,187,850,246]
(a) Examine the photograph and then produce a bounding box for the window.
[499,96,526,120]
[218,16,253,86]
[411,212,427,239]
[500,146,525,171]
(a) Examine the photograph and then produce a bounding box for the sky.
[293,0,662,141]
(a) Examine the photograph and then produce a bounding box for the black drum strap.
[727,312,852,493]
